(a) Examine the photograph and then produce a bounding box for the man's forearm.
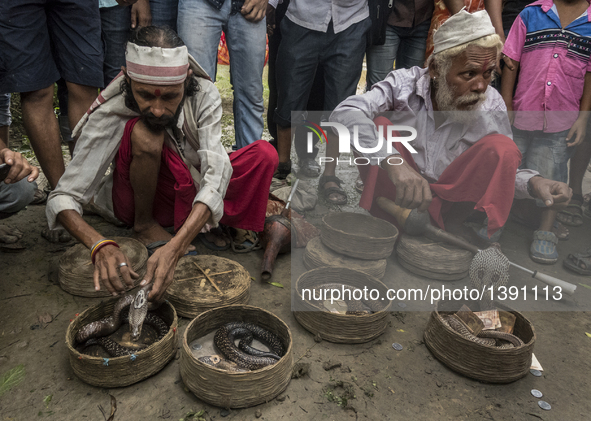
[57,209,105,249]
[168,202,212,254]
[484,0,505,41]
[501,59,519,109]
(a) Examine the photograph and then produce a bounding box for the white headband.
[125,42,190,85]
[433,9,496,55]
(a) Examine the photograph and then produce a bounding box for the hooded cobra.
[76,284,169,357]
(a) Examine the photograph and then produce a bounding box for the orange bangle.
[91,240,119,264]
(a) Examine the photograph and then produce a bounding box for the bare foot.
[203,230,230,248]
[41,226,73,243]
[445,222,491,250]
[133,222,195,253]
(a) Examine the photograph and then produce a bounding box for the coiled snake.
[211,322,285,370]
[441,244,524,349]
[76,284,169,357]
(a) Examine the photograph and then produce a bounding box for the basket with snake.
[293,267,393,344]
[423,245,536,383]
[65,286,178,388]
[180,304,293,409]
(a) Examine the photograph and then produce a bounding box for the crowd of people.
[2,0,591,298]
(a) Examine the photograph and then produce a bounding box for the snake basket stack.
[423,299,536,383]
[164,255,251,318]
[293,267,392,343]
[396,234,473,281]
[65,298,178,387]
[320,212,398,260]
[180,305,293,408]
[59,237,148,297]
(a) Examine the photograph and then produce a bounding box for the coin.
[191,342,202,351]
[531,389,543,398]
[530,369,542,377]
[538,401,551,410]
[392,343,403,351]
[398,302,407,308]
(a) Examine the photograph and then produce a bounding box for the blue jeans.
[178,0,265,149]
[0,93,11,127]
[100,5,131,87]
[512,127,574,183]
[0,178,37,215]
[365,20,430,88]
[149,0,178,30]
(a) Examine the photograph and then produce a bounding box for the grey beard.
[434,78,487,125]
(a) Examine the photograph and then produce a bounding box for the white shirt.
[329,66,538,199]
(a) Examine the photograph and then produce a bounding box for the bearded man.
[46,26,277,301]
[329,9,571,247]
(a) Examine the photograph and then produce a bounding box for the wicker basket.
[180,305,293,408]
[164,256,251,318]
[293,267,392,344]
[423,299,536,383]
[65,298,178,387]
[321,212,398,260]
[59,237,148,297]
[304,237,387,279]
[396,235,472,281]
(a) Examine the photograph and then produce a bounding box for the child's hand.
[566,117,588,147]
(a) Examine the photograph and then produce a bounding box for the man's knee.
[130,122,164,158]
[250,140,279,171]
[0,179,37,214]
[477,134,522,164]
[20,85,55,106]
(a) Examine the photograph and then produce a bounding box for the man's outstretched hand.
[241,0,268,22]
[93,245,139,295]
[528,176,572,210]
[140,241,184,302]
[384,157,432,213]
[0,148,39,184]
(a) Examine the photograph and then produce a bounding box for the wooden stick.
[209,270,233,276]
[193,262,222,294]
[173,270,233,284]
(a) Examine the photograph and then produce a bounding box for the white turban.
[433,8,496,55]
[125,42,190,85]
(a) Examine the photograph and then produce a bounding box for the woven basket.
[164,256,250,318]
[423,299,536,383]
[180,305,293,408]
[396,235,472,281]
[293,267,392,343]
[304,237,387,279]
[59,237,148,297]
[321,212,398,260]
[65,298,178,387]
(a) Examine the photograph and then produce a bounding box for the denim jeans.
[100,5,131,87]
[512,127,574,183]
[150,0,178,30]
[0,93,11,127]
[0,178,37,215]
[365,20,430,88]
[178,0,265,149]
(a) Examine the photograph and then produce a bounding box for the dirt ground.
[2,67,591,421]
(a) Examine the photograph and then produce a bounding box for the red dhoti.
[112,118,278,232]
[358,117,522,237]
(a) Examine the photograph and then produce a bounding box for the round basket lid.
[396,235,472,281]
[59,237,148,297]
[321,212,398,260]
[304,237,387,279]
[165,255,251,318]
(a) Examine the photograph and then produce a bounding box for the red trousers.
[358,117,522,237]
[112,118,278,232]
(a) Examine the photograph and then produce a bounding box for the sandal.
[564,248,591,275]
[298,158,321,178]
[30,189,48,205]
[511,213,569,240]
[530,230,559,264]
[198,227,231,251]
[225,227,261,253]
[556,197,584,227]
[318,175,347,205]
